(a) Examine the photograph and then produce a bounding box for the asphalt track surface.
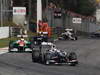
[0,38,100,75]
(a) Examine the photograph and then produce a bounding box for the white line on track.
[0,47,8,55]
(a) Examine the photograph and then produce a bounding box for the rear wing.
[17,35,28,38]
[65,29,73,31]
[41,42,53,46]
[38,32,48,34]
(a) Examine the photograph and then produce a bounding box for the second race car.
[9,35,33,52]
[59,28,78,40]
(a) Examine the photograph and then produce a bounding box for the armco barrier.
[0,27,9,39]
[0,47,8,50]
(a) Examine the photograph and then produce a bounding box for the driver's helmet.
[67,31,71,34]
[49,45,57,52]
[52,45,60,52]
[38,32,44,36]
[57,50,66,57]
[40,34,44,37]
[20,38,24,41]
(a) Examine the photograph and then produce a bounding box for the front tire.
[67,52,78,66]
[44,53,51,65]
[9,41,13,52]
[32,50,40,62]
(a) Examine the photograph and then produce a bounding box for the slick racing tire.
[68,52,77,60]
[71,36,78,41]
[32,50,40,62]
[9,41,14,52]
[67,52,78,66]
[9,48,12,52]
[75,37,78,40]
[44,54,51,65]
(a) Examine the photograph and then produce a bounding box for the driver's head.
[53,45,55,48]
[20,38,24,41]
[40,34,44,37]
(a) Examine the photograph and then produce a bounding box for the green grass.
[0,38,10,48]
[0,37,22,48]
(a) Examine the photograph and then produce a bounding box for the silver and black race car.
[59,28,78,40]
[32,42,78,66]
[90,30,100,38]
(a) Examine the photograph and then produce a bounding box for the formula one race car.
[9,35,33,52]
[90,30,100,38]
[30,32,48,45]
[59,28,78,40]
[32,42,78,66]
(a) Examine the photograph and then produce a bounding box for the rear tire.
[9,41,15,52]
[9,44,11,52]
[9,48,11,52]
[71,36,77,40]
[75,37,78,40]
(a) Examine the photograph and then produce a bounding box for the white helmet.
[21,38,24,41]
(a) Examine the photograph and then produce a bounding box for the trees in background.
[76,0,96,16]
[47,0,96,16]
[13,0,96,16]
